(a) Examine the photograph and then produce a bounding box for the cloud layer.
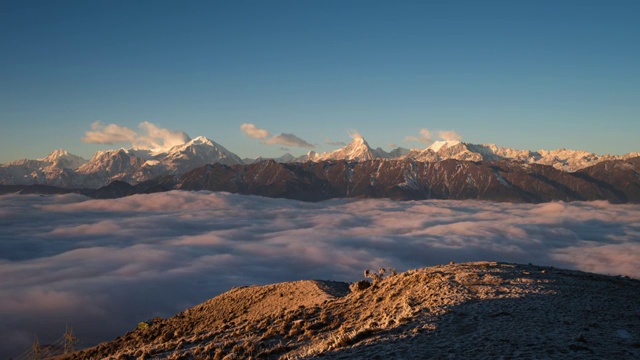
[1,193,639,357]
[83,121,191,151]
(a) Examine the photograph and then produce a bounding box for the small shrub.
[329,327,375,350]
[350,280,371,292]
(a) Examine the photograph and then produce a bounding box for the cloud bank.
[1,193,639,357]
[83,121,191,151]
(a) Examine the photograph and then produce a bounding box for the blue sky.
[1,0,639,163]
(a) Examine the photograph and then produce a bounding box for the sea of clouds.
[1,191,639,357]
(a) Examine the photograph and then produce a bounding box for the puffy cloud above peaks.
[82,121,138,145]
[136,121,191,150]
[405,128,433,143]
[82,121,191,152]
[405,128,463,144]
[240,123,271,139]
[438,130,463,142]
[348,130,364,140]
[263,133,314,148]
[240,123,314,149]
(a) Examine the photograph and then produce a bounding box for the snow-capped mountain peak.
[38,149,70,162]
[427,140,461,153]
[2,134,640,189]
[163,136,241,164]
[314,136,382,161]
[66,136,243,187]
[186,135,214,146]
[35,149,87,169]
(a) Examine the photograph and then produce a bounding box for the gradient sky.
[1,0,639,163]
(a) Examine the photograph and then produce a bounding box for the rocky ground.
[60,262,640,359]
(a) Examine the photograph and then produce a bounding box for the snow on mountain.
[1,136,244,188]
[405,140,483,162]
[428,140,460,152]
[301,136,384,162]
[0,150,87,187]
[76,136,243,187]
[533,148,640,172]
[158,136,243,172]
[400,141,640,172]
[76,148,150,187]
[2,135,639,189]
[38,149,88,169]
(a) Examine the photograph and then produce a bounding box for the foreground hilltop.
[64,262,640,359]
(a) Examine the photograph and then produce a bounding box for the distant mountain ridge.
[1,135,639,189]
[0,136,242,188]
[3,156,640,204]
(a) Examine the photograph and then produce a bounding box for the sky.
[1,0,639,163]
[1,191,639,357]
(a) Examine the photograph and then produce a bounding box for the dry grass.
[63,262,640,360]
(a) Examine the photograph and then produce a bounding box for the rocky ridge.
[63,262,640,359]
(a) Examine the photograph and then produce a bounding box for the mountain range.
[0,136,241,188]
[2,135,639,188]
[2,136,640,203]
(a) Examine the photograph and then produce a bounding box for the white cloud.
[82,121,138,145]
[348,130,363,140]
[136,121,191,150]
[405,128,433,143]
[82,121,191,151]
[405,129,463,144]
[241,124,314,149]
[438,130,463,141]
[240,123,271,139]
[262,133,314,149]
[1,193,639,357]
